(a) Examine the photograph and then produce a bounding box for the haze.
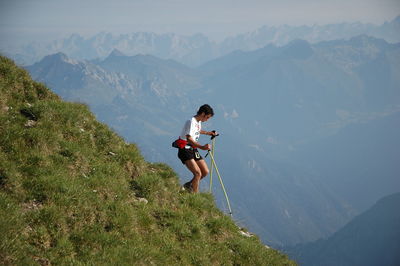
[1,0,400,45]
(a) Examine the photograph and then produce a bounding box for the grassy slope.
[0,55,295,265]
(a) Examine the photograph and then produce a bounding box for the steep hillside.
[0,55,295,265]
[287,192,400,266]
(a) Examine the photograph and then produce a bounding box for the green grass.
[0,55,296,265]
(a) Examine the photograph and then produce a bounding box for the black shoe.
[183,181,193,192]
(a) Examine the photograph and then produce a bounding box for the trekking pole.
[205,132,233,217]
[205,130,217,159]
[208,151,233,217]
[209,137,215,193]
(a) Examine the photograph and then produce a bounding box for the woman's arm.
[186,135,211,150]
[200,130,218,136]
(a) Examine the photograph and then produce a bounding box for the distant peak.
[53,52,69,59]
[42,52,79,65]
[109,49,126,57]
[41,52,69,62]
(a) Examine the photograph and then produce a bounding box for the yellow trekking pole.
[209,137,215,193]
[206,132,232,217]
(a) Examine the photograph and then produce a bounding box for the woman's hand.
[211,131,219,137]
[201,144,212,151]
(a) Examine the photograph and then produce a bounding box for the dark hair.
[197,104,214,116]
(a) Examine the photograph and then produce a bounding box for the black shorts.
[178,148,203,164]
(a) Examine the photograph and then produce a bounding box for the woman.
[177,104,217,193]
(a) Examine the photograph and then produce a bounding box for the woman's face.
[200,113,212,122]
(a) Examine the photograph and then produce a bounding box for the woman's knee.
[201,168,209,178]
[192,169,202,179]
[196,160,209,178]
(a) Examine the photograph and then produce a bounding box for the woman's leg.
[184,159,202,192]
[196,159,209,180]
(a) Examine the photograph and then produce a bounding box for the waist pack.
[172,138,188,149]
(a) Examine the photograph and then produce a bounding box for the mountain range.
[3,16,400,66]
[287,192,400,266]
[25,35,400,247]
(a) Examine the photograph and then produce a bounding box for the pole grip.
[210,130,219,140]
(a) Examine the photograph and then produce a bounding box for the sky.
[1,0,400,44]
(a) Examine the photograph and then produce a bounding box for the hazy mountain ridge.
[5,32,218,67]
[26,52,141,103]
[221,16,400,52]
[97,49,202,102]
[286,192,400,266]
[3,16,399,66]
